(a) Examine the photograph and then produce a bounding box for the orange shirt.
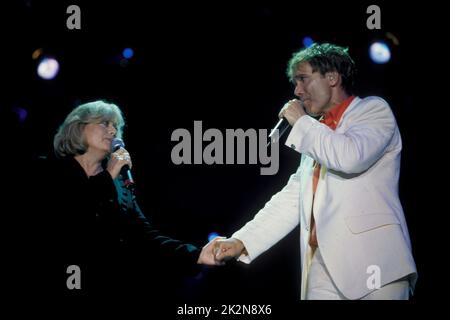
[309,95,355,247]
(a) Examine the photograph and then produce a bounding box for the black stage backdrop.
[2,0,445,317]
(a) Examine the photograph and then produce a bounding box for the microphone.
[111,138,135,189]
[267,98,305,146]
[267,118,290,146]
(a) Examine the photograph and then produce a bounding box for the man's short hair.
[287,43,356,94]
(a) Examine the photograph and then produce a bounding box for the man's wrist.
[234,238,248,256]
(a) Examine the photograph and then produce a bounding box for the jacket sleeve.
[285,97,397,174]
[232,167,301,263]
[113,179,201,275]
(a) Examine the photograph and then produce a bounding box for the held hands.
[197,237,247,266]
[107,147,132,180]
[278,99,306,126]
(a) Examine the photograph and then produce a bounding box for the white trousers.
[305,248,409,300]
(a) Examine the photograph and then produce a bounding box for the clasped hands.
[197,237,247,266]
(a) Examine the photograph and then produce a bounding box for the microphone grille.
[111,138,125,152]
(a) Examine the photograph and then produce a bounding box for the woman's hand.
[106,147,132,180]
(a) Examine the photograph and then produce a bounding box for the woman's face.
[83,120,117,156]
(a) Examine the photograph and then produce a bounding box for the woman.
[39,100,216,296]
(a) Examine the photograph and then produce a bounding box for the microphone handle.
[268,118,285,139]
[267,118,290,147]
[278,119,290,137]
[120,165,135,189]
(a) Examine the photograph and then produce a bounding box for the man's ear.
[326,71,339,86]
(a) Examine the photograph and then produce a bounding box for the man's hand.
[214,238,247,262]
[278,99,306,126]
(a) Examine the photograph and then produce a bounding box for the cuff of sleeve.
[237,254,252,264]
[284,115,315,153]
[231,232,256,265]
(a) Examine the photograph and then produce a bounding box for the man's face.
[292,62,333,116]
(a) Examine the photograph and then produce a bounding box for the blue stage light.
[122,48,134,59]
[303,37,314,48]
[208,232,220,242]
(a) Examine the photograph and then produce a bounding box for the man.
[210,43,417,300]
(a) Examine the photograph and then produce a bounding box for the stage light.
[32,48,43,60]
[37,57,60,80]
[122,48,134,59]
[302,37,314,48]
[369,42,391,64]
[208,232,220,242]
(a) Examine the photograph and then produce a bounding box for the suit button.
[290,144,296,149]
[305,225,309,231]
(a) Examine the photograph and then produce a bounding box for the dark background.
[3,0,445,315]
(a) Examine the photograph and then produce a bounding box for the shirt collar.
[320,95,355,130]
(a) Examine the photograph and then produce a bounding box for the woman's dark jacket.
[30,156,201,297]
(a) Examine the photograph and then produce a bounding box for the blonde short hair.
[54,100,125,157]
